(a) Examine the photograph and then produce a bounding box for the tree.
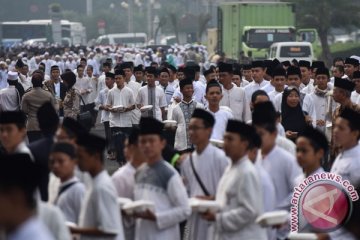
[169,12,180,44]
[293,0,360,66]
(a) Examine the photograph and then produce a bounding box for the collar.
[232,154,248,167]
[93,170,107,183]
[181,99,194,105]
[60,176,78,187]
[341,144,360,158]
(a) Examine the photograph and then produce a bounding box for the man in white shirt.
[0,72,21,111]
[181,108,229,240]
[50,142,85,224]
[71,133,125,240]
[87,52,100,76]
[244,61,270,102]
[136,67,167,121]
[159,67,175,105]
[133,117,191,240]
[252,101,302,239]
[205,79,233,140]
[299,60,314,93]
[171,78,204,151]
[344,57,359,81]
[268,67,286,102]
[41,52,55,76]
[218,62,251,122]
[304,67,336,133]
[133,65,146,86]
[350,70,360,104]
[16,60,32,92]
[119,62,142,125]
[168,64,179,89]
[232,68,249,87]
[328,108,360,240]
[97,62,112,94]
[75,65,92,104]
[0,111,33,158]
[96,72,114,156]
[201,120,267,240]
[112,128,145,240]
[242,64,253,83]
[106,69,135,163]
[0,154,55,240]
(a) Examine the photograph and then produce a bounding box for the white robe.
[259,146,301,210]
[79,170,125,240]
[213,156,267,240]
[134,161,191,240]
[181,144,230,240]
[136,86,167,121]
[209,109,234,141]
[220,84,251,122]
[243,80,270,102]
[329,144,360,240]
[55,177,85,224]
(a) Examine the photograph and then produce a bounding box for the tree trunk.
[318,30,332,67]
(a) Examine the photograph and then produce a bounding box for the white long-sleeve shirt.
[134,160,191,240]
[214,156,267,240]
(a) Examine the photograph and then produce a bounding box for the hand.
[286,131,298,139]
[316,119,325,126]
[134,209,156,221]
[174,97,181,103]
[177,153,190,166]
[305,115,313,125]
[201,210,216,221]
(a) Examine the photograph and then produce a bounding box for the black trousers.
[110,127,132,164]
[103,121,111,152]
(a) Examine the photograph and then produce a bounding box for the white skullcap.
[7,71,18,81]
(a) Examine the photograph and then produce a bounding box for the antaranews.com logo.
[291,172,359,233]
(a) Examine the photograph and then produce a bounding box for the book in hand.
[189,198,221,213]
[287,232,318,240]
[140,105,153,111]
[256,210,289,227]
[110,105,124,111]
[121,199,155,215]
[163,120,177,127]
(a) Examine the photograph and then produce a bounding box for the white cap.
[7,71,18,81]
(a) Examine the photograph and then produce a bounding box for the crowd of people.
[0,44,360,240]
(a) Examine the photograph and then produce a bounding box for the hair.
[87,65,93,71]
[251,90,269,104]
[333,57,344,66]
[338,88,352,98]
[31,73,43,88]
[205,81,222,93]
[80,58,87,62]
[77,64,84,70]
[254,122,277,133]
[81,145,105,163]
[307,138,327,153]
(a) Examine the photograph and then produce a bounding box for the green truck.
[217,2,320,60]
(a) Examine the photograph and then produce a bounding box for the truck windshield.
[245,28,296,49]
[280,46,311,58]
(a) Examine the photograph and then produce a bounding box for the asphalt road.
[90,119,120,175]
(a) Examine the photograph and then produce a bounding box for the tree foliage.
[291,0,360,65]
